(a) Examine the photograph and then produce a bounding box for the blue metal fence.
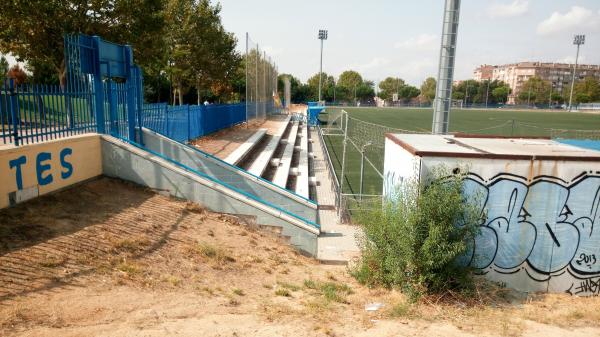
[1,78,97,146]
[142,103,247,143]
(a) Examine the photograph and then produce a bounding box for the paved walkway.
[310,127,360,264]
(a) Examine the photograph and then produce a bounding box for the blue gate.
[64,34,144,142]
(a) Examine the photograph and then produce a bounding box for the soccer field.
[322,106,600,196]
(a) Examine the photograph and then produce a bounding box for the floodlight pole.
[318,29,328,103]
[432,0,461,134]
[568,34,585,112]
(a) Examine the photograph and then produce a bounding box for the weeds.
[303,279,354,304]
[351,166,482,300]
[275,289,292,297]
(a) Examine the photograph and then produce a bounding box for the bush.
[351,166,481,300]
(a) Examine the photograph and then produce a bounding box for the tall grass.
[351,166,482,300]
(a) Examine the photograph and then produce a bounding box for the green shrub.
[351,166,482,300]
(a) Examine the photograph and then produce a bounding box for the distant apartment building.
[474,62,600,104]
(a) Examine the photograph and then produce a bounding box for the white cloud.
[394,34,438,51]
[351,57,391,72]
[488,0,529,18]
[537,6,600,35]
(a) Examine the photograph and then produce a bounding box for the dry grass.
[2,178,600,337]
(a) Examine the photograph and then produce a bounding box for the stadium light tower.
[432,0,461,134]
[318,29,328,102]
[568,34,585,112]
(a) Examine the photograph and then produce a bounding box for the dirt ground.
[1,178,600,336]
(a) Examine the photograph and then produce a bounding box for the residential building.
[473,64,495,81]
[473,62,600,104]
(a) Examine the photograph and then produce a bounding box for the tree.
[355,82,375,102]
[188,0,240,105]
[338,70,363,90]
[0,55,8,78]
[399,85,420,102]
[0,0,166,87]
[492,85,511,104]
[6,64,27,84]
[573,76,600,104]
[307,72,335,101]
[517,76,551,106]
[378,77,405,101]
[420,77,436,103]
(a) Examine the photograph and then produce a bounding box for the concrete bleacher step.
[224,128,267,165]
[248,115,291,177]
[294,123,310,199]
[272,122,299,188]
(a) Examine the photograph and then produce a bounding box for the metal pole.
[568,43,581,112]
[318,38,323,102]
[245,32,249,126]
[359,149,364,201]
[338,111,348,221]
[485,80,490,108]
[263,51,267,118]
[255,44,259,122]
[432,0,461,134]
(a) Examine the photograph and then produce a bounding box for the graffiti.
[460,172,600,292]
[567,278,600,296]
[9,147,74,190]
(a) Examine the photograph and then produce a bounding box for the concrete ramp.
[139,128,317,224]
[101,136,319,256]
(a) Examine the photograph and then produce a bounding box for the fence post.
[338,111,348,222]
[8,79,20,146]
[187,104,191,141]
[91,36,106,134]
[165,104,169,137]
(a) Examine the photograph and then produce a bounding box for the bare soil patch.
[1,178,600,336]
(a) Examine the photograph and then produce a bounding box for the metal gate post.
[91,36,106,134]
[187,104,191,141]
[8,79,20,146]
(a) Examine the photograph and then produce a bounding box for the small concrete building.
[384,133,600,295]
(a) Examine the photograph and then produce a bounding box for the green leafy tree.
[378,77,405,101]
[517,76,551,105]
[420,77,436,103]
[573,76,600,104]
[492,85,511,104]
[399,85,420,102]
[0,0,166,87]
[337,70,363,90]
[307,72,335,101]
[355,82,375,102]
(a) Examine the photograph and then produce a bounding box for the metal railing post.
[8,78,20,146]
[338,111,348,222]
[187,104,191,141]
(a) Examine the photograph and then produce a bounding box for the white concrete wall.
[382,138,421,198]
[383,142,600,295]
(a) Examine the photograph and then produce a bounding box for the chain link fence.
[245,33,280,123]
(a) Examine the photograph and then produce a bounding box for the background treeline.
[0,0,242,105]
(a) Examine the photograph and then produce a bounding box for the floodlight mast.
[432,0,461,134]
[568,34,585,112]
[318,29,328,102]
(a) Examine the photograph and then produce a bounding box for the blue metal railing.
[1,79,97,146]
[142,103,247,143]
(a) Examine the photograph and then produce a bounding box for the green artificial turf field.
[322,106,600,196]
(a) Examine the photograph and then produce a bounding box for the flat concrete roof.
[385,134,600,161]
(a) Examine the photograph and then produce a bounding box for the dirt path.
[1,178,600,336]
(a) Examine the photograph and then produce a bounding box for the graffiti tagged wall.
[0,135,102,209]
[461,172,600,295]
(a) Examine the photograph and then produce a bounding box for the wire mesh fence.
[245,33,280,123]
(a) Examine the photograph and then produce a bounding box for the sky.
[220,0,600,86]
